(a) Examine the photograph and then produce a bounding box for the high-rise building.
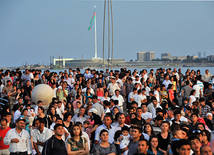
[137,51,155,62]
[137,51,147,62]
[146,51,155,61]
[161,53,171,59]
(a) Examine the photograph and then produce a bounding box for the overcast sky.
[0,0,214,67]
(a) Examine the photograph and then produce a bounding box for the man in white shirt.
[193,80,202,99]
[92,95,105,120]
[111,89,124,111]
[141,103,152,123]
[128,88,137,103]
[113,113,130,131]
[56,101,64,119]
[94,114,115,144]
[154,86,161,103]
[107,77,120,96]
[32,118,53,155]
[134,89,146,107]
[162,75,172,89]
[4,118,32,155]
[64,73,75,88]
[34,100,43,116]
[82,83,95,95]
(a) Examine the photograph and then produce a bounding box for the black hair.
[54,124,63,130]
[114,130,122,141]
[201,130,211,142]
[35,117,45,124]
[70,124,82,137]
[121,126,129,132]
[63,112,72,121]
[176,139,191,150]
[99,129,108,137]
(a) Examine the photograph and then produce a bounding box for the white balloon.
[32,84,54,105]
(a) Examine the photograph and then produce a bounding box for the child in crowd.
[74,101,81,115]
[83,120,91,138]
[103,100,111,114]
[118,126,130,155]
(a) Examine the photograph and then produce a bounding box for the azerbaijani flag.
[88,11,96,31]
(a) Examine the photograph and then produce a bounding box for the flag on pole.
[88,11,96,31]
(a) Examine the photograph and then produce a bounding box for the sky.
[0,0,214,67]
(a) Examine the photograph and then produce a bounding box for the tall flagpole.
[94,6,97,59]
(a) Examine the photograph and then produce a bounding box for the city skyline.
[0,1,214,67]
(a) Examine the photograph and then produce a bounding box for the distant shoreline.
[1,62,214,71]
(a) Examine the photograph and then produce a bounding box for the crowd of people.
[0,67,214,155]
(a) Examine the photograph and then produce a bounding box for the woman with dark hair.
[168,84,174,104]
[201,130,211,146]
[47,106,59,128]
[66,124,89,155]
[63,112,73,131]
[93,129,116,155]
[196,123,206,131]
[33,106,48,127]
[147,135,163,155]
[157,121,170,155]
[41,74,48,84]
[65,102,73,115]
[84,88,93,104]
[144,123,155,137]
[48,75,56,87]
[204,113,214,131]
[96,83,104,101]
[20,108,30,133]
[100,91,110,105]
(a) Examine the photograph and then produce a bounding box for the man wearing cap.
[4,118,32,155]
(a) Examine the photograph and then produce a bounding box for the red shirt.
[0,127,11,150]
[125,115,131,125]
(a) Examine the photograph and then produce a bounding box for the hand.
[79,150,85,153]
[11,138,19,143]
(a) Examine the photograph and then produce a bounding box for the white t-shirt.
[111,95,124,107]
[193,85,200,98]
[162,80,172,89]
[128,92,137,103]
[134,94,144,107]
[189,95,196,106]
[13,110,21,123]
[154,91,160,103]
[141,112,152,120]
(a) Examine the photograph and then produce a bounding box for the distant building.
[162,56,187,61]
[53,58,125,68]
[207,55,214,61]
[161,53,171,59]
[146,51,155,61]
[137,51,155,62]
[137,51,147,62]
